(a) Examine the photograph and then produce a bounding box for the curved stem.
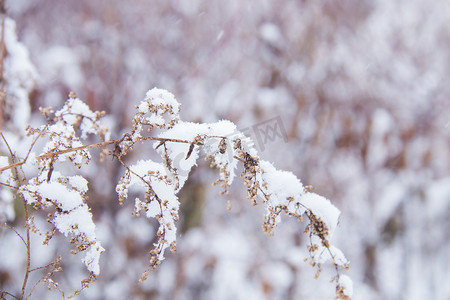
[19,197,31,300]
[0,222,26,247]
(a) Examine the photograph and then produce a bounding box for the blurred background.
[1,0,450,299]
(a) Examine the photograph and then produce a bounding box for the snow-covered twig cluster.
[0,93,109,297]
[0,10,351,300]
[0,87,352,299]
[20,94,108,276]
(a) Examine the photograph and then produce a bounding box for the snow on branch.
[0,88,351,298]
[20,172,104,276]
[0,92,109,294]
[16,93,110,278]
[113,88,351,297]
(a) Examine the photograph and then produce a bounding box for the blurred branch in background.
[1,0,450,299]
[0,0,6,130]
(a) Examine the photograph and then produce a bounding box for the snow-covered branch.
[0,9,350,299]
[113,88,351,296]
[0,87,351,299]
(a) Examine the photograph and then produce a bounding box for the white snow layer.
[34,181,84,211]
[119,159,179,260]
[55,96,109,140]
[300,192,341,236]
[144,88,181,115]
[83,241,104,276]
[157,120,243,190]
[259,159,341,236]
[339,274,354,297]
[259,159,304,208]
[135,87,181,129]
[20,174,104,275]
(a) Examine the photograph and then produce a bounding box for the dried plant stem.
[0,222,26,246]
[19,197,31,300]
[0,131,31,300]
[1,291,18,300]
[0,135,198,173]
[0,131,215,298]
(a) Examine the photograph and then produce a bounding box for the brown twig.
[0,135,199,174]
[0,222,27,247]
[20,184,31,300]
[0,180,15,189]
[1,291,19,300]
[1,132,14,160]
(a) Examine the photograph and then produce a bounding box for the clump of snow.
[83,242,104,276]
[300,193,341,236]
[41,122,88,166]
[34,93,108,171]
[68,175,89,193]
[259,159,304,211]
[134,88,180,132]
[116,159,179,262]
[33,181,83,211]
[128,159,179,217]
[338,274,354,297]
[258,159,341,238]
[256,158,348,274]
[55,96,110,140]
[155,122,205,190]
[129,88,181,147]
[313,243,349,266]
[20,170,104,275]
[157,120,243,190]
[53,205,95,240]
[144,88,180,115]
